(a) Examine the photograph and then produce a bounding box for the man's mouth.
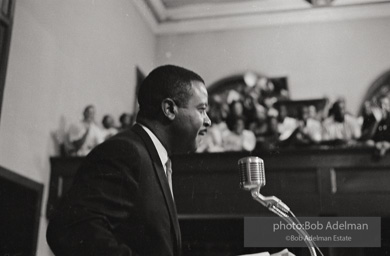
[199,129,207,136]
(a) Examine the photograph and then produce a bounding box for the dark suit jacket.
[47,124,181,256]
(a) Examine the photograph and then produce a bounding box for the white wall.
[155,17,390,114]
[1,1,390,255]
[0,0,155,255]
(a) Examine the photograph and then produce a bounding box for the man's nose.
[204,114,212,127]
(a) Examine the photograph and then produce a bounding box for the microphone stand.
[251,189,319,256]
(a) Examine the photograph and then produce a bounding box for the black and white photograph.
[1,0,390,255]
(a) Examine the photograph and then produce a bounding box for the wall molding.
[133,1,390,35]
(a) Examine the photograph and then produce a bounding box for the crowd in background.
[197,80,390,157]
[61,105,134,156]
[59,81,390,157]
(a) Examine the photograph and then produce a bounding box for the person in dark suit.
[46,65,211,256]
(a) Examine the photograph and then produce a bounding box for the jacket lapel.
[132,124,182,255]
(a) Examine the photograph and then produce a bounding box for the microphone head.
[238,156,265,191]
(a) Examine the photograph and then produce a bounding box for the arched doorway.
[360,69,390,113]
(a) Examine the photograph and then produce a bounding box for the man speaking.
[46,65,211,256]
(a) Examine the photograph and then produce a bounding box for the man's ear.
[162,98,177,121]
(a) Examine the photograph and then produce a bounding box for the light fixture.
[306,0,334,7]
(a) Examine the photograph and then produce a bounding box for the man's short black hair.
[137,65,204,120]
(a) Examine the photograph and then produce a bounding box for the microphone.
[238,156,320,256]
[238,156,265,191]
[238,156,290,214]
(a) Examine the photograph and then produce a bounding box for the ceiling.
[133,0,390,34]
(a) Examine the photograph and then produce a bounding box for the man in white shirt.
[64,105,105,156]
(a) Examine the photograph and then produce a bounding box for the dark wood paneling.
[0,165,44,256]
[48,147,390,255]
[335,168,390,193]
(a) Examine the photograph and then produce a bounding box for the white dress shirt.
[138,124,169,175]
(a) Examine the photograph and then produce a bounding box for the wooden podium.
[47,147,390,255]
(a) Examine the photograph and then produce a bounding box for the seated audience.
[242,92,259,128]
[197,100,229,153]
[308,105,318,120]
[364,95,390,156]
[370,95,390,141]
[248,104,268,140]
[322,98,361,143]
[248,104,279,150]
[101,114,118,140]
[118,112,133,132]
[223,116,256,152]
[64,105,105,156]
[359,101,381,141]
[308,104,326,122]
[275,104,298,142]
[226,89,243,105]
[289,105,322,146]
[197,79,389,152]
[226,100,245,123]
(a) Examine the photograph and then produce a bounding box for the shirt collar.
[138,123,169,174]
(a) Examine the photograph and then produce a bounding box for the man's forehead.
[190,80,207,93]
[189,81,208,103]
